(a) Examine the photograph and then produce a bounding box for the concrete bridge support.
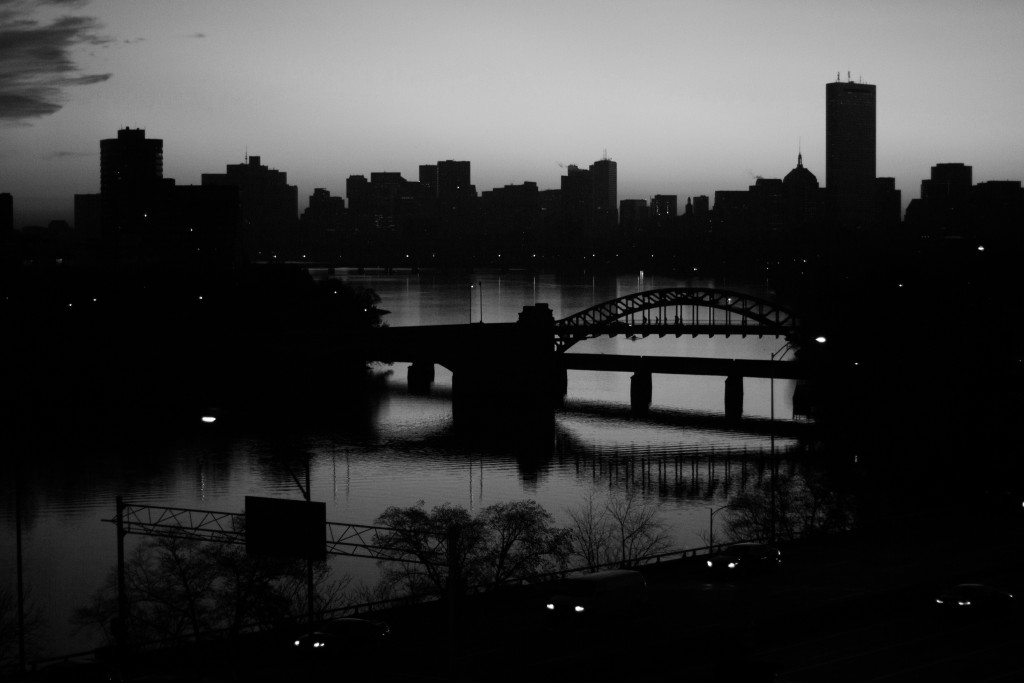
[725,374,743,419]
[450,304,560,430]
[556,367,568,403]
[630,370,652,412]
[407,361,435,394]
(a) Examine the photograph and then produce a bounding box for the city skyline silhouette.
[2,1,1023,228]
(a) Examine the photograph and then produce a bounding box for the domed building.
[782,152,823,228]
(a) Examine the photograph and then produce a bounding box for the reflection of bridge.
[358,288,811,422]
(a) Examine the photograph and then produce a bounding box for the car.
[544,569,647,618]
[705,542,782,574]
[934,583,1014,617]
[291,617,391,657]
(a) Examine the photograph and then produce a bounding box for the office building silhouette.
[650,194,677,219]
[99,127,169,232]
[590,157,618,230]
[826,76,876,229]
[419,164,438,197]
[203,155,298,259]
[437,160,473,207]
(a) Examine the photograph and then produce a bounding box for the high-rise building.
[346,175,371,217]
[560,164,591,236]
[100,128,164,196]
[922,163,972,204]
[419,164,438,198]
[619,199,648,232]
[99,128,168,231]
[911,163,973,235]
[437,160,472,205]
[203,155,298,258]
[650,194,677,219]
[826,76,876,228]
[589,157,618,229]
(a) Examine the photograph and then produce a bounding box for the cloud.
[0,0,113,122]
[49,149,94,158]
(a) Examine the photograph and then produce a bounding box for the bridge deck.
[561,353,807,379]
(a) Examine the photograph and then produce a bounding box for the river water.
[1,268,807,658]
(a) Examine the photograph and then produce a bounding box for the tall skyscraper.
[589,157,618,230]
[100,128,166,231]
[826,76,876,228]
[100,128,164,196]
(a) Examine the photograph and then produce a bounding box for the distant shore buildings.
[3,75,1023,269]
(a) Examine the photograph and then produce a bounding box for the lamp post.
[478,281,483,323]
[769,340,793,543]
[769,336,825,541]
[709,504,730,553]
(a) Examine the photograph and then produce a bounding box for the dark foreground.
[16,502,1023,683]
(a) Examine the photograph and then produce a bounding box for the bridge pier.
[450,304,560,430]
[630,370,652,412]
[407,361,434,394]
[725,374,743,419]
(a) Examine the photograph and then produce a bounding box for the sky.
[2,0,1023,227]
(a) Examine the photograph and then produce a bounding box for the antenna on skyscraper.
[603,148,608,160]
[245,146,248,163]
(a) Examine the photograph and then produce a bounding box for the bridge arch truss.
[553,287,799,352]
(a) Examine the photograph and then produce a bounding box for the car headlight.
[935,598,944,604]
[707,560,713,567]
[574,606,585,613]
[546,603,554,610]
[728,562,738,569]
[958,601,971,606]
[294,640,301,646]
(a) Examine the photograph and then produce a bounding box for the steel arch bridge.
[553,287,799,352]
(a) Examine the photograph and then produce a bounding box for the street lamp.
[769,336,825,541]
[709,504,730,553]
[769,340,792,543]
[478,281,483,323]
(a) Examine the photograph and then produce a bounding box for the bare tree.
[726,469,855,542]
[477,501,570,584]
[372,500,568,597]
[564,485,672,568]
[372,502,482,597]
[563,486,615,567]
[605,487,672,566]
[75,535,349,646]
